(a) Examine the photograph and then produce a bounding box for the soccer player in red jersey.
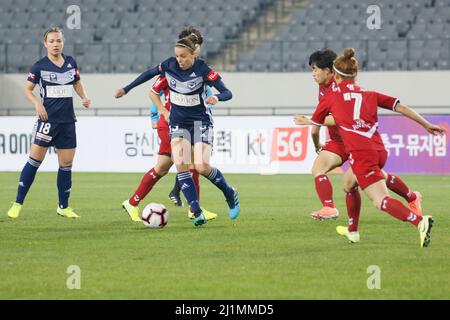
[296,49,423,221]
[302,48,446,247]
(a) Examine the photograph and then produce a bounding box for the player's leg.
[56,147,79,218]
[7,143,48,218]
[382,170,422,215]
[357,150,432,248]
[193,142,240,220]
[310,149,343,220]
[123,155,173,222]
[336,168,361,243]
[172,136,205,226]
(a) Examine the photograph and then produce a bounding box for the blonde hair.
[43,26,64,42]
[333,48,358,78]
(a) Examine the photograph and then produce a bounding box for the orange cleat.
[311,207,339,220]
[409,191,422,216]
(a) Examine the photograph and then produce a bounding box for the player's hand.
[115,88,126,98]
[426,124,446,136]
[82,97,91,108]
[205,95,219,105]
[293,114,310,126]
[35,102,48,121]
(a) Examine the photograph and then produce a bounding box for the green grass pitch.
[0,172,449,299]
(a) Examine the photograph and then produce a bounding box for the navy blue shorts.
[169,122,214,146]
[32,120,77,149]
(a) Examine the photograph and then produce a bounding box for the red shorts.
[157,121,171,157]
[349,149,388,190]
[322,140,349,163]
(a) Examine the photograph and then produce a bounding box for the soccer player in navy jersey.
[7,27,90,219]
[154,37,240,226]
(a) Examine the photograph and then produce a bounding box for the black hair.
[308,48,337,71]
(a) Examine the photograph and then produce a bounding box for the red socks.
[314,174,335,208]
[191,169,200,200]
[380,196,422,226]
[129,168,161,206]
[346,188,361,232]
[386,174,416,203]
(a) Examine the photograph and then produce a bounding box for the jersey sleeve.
[376,92,399,111]
[72,57,81,82]
[151,76,168,94]
[27,63,40,84]
[310,95,332,126]
[203,64,222,86]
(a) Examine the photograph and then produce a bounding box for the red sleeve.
[376,92,399,111]
[151,76,168,94]
[310,95,332,126]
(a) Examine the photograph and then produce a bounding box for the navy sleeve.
[123,65,161,93]
[27,62,40,84]
[211,78,232,102]
[71,57,81,82]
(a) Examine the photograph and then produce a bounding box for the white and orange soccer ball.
[141,203,169,229]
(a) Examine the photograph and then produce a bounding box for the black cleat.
[168,190,183,207]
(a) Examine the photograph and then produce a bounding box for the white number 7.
[343,92,362,120]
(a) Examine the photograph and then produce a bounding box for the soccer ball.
[141,203,169,229]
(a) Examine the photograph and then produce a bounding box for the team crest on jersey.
[188,81,197,89]
[50,73,57,81]
[170,79,177,88]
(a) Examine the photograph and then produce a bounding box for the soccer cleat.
[226,188,240,220]
[122,200,141,222]
[336,226,360,243]
[168,190,183,207]
[57,207,80,219]
[409,191,422,216]
[311,207,339,220]
[188,207,218,221]
[7,202,22,219]
[418,215,434,248]
[193,213,206,227]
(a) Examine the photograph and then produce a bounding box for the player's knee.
[194,163,210,176]
[59,160,73,167]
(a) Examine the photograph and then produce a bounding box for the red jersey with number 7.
[310,79,399,152]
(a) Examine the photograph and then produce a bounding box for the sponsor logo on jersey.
[28,72,35,80]
[41,69,76,85]
[67,63,72,68]
[190,72,196,77]
[207,70,219,81]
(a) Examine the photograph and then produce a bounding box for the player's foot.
[57,207,80,219]
[122,200,140,222]
[226,188,240,220]
[311,207,339,220]
[168,190,183,207]
[7,202,22,219]
[193,213,206,227]
[336,226,360,243]
[418,215,433,248]
[188,207,218,221]
[409,191,422,216]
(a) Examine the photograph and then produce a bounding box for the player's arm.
[395,103,446,135]
[73,80,91,108]
[310,125,323,152]
[149,99,160,129]
[204,70,232,105]
[115,65,161,98]
[24,80,47,121]
[294,114,335,126]
[149,90,168,122]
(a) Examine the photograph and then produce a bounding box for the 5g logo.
[66,5,81,30]
[367,265,381,290]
